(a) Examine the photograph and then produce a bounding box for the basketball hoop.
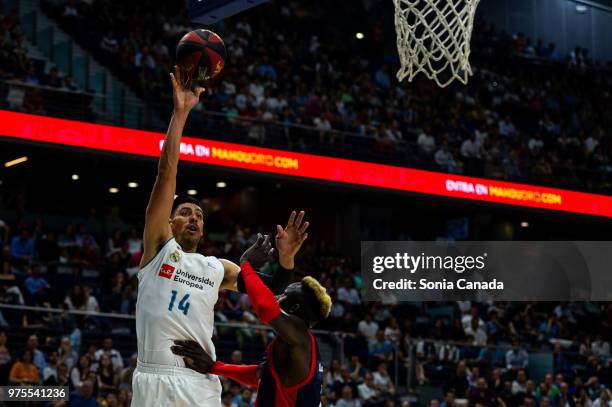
[393,0,481,87]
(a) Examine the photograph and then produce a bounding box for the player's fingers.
[255,233,264,247]
[275,225,283,238]
[195,86,205,98]
[172,347,202,360]
[170,72,178,89]
[173,65,181,85]
[287,211,296,227]
[171,343,202,357]
[301,233,309,243]
[262,234,271,248]
[268,248,277,260]
[173,339,199,347]
[298,221,310,235]
[170,346,190,357]
[295,211,305,227]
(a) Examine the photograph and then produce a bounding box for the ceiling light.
[187,189,197,196]
[4,156,28,168]
[128,182,138,188]
[216,182,227,188]
[355,32,364,40]
[71,174,79,181]
[109,187,119,194]
[520,222,529,228]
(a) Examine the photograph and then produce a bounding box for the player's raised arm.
[219,210,309,292]
[140,67,204,268]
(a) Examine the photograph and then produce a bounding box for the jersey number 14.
[168,290,190,315]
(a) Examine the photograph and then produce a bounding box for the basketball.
[176,29,227,84]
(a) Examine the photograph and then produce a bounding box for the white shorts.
[131,361,222,407]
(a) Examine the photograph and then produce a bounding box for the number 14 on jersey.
[168,290,190,315]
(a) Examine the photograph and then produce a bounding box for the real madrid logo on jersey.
[169,250,181,263]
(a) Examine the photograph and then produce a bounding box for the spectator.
[417,127,436,154]
[593,389,612,407]
[233,387,254,406]
[119,353,137,390]
[591,334,610,358]
[464,316,487,346]
[95,337,123,372]
[384,318,401,344]
[45,362,69,387]
[24,263,50,304]
[358,314,379,341]
[9,349,39,385]
[0,330,11,385]
[440,391,455,407]
[469,377,498,406]
[435,141,460,173]
[97,353,118,392]
[369,330,394,365]
[100,30,119,55]
[336,385,362,407]
[373,363,395,398]
[512,369,528,395]
[10,228,34,263]
[83,286,100,313]
[506,340,529,371]
[26,334,47,372]
[337,278,361,307]
[71,355,92,391]
[126,228,142,255]
[69,379,100,407]
[44,67,62,88]
[43,351,59,383]
[358,372,383,406]
[134,46,155,71]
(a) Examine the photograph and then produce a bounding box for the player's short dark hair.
[171,195,205,217]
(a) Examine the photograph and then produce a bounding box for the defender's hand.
[171,340,214,374]
[240,233,275,269]
[276,210,309,269]
[170,65,205,115]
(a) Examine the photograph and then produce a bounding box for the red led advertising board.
[1,110,611,217]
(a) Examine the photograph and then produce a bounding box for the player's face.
[171,203,205,246]
[276,282,303,314]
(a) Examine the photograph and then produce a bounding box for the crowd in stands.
[41,0,612,193]
[0,214,611,406]
[0,2,84,121]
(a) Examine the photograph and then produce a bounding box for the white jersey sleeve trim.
[138,237,176,278]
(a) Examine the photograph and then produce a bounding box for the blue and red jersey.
[256,331,323,407]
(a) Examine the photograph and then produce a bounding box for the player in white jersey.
[132,67,309,406]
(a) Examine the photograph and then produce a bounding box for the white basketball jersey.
[136,238,224,367]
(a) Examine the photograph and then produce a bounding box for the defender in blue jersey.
[171,232,331,407]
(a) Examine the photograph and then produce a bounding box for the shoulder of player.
[140,237,177,270]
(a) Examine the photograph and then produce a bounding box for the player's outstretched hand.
[276,210,309,269]
[171,340,214,374]
[170,65,205,114]
[240,233,275,269]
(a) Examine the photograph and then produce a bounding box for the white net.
[393,0,480,87]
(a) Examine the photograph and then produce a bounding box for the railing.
[0,78,609,195]
[400,337,609,392]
